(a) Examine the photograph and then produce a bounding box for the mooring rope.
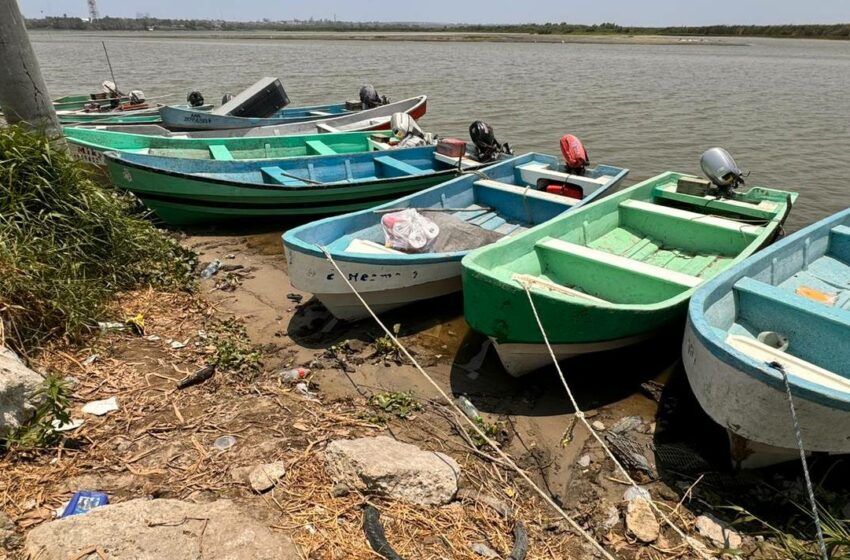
[517,279,714,559]
[317,246,617,560]
[771,361,829,560]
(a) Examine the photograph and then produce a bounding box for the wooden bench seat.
[374,155,426,176]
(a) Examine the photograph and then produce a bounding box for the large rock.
[24,498,299,560]
[625,497,659,543]
[325,435,460,506]
[0,347,42,437]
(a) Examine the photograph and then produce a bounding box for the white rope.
[518,280,714,559]
[317,246,617,560]
[772,362,829,560]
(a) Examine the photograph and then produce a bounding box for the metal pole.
[0,0,61,135]
[101,41,118,94]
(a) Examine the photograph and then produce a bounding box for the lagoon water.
[32,31,850,231]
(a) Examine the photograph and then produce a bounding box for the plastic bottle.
[456,395,481,422]
[200,259,222,279]
[280,367,309,382]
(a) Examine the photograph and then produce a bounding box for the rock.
[602,506,620,531]
[24,498,299,559]
[625,498,659,543]
[610,415,645,434]
[577,454,591,468]
[325,435,460,506]
[248,462,287,493]
[591,420,606,431]
[695,514,743,549]
[0,510,16,547]
[331,483,351,498]
[0,347,43,437]
[469,542,499,558]
[623,486,651,502]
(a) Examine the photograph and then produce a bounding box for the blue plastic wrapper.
[61,491,109,517]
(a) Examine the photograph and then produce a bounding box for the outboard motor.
[469,121,512,162]
[390,113,433,147]
[560,134,589,174]
[187,91,205,108]
[359,84,388,109]
[101,80,120,96]
[700,147,745,195]
[221,92,233,105]
[129,90,145,105]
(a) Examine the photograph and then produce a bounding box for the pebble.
[591,420,606,431]
[623,486,651,502]
[577,454,591,468]
[248,462,287,494]
[469,542,499,558]
[695,514,743,549]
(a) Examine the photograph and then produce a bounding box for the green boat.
[51,93,128,112]
[462,168,798,376]
[64,126,394,166]
[104,144,486,226]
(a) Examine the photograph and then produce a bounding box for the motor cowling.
[560,134,589,173]
[359,84,387,109]
[700,147,745,190]
[187,91,205,108]
[390,113,433,147]
[469,121,512,162]
[221,93,233,105]
[129,90,145,104]
[101,80,120,96]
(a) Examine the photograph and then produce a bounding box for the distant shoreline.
[29,30,752,46]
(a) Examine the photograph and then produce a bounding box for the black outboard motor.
[359,84,388,109]
[221,92,233,105]
[187,91,205,108]
[469,121,512,162]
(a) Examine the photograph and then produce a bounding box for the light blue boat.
[283,152,628,320]
[684,208,850,465]
[160,102,356,131]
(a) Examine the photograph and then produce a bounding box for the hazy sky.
[19,0,850,26]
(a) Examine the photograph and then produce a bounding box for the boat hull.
[491,332,656,377]
[683,319,850,454]
[286,248,462,321]
[160,102,353,131]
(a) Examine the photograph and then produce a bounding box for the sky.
[19,0,850,26]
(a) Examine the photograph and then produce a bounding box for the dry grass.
[1,288,588,559]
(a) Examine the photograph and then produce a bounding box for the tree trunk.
[0,0,60,135]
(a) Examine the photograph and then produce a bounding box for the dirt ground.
[2,225,847,559]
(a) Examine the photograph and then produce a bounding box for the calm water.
[31,31,850,231]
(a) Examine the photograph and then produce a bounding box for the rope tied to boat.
[516,278,714,560]
[767,360,829,560]
[316,245,617,560]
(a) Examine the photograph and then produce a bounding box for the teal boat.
[684,208,850,465]
[51,93,127,112]
[104,144,488,226]
[64,127,394,165]
[462,159,797,376]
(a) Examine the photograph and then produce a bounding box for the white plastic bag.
[381,209,440,253]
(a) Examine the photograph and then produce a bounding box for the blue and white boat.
[160,102,356,131]
[283,152,628,320]
[684,208,850,466]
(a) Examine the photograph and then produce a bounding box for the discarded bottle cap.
[213,435,237,450]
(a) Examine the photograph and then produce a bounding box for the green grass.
[0,126,195,352]
[368,391,422,419]
[5,374,71,449]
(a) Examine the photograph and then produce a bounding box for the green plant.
[729,502,850,559]
[373,324,402,360]
[6,374,71,449]
[208,317,261,373]
[467,417,502,449]
[368,391,421,419]
[0,126,195,352]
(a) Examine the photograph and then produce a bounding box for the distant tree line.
[24,16,850,40]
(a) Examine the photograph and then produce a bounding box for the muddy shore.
[3,221,847,559]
